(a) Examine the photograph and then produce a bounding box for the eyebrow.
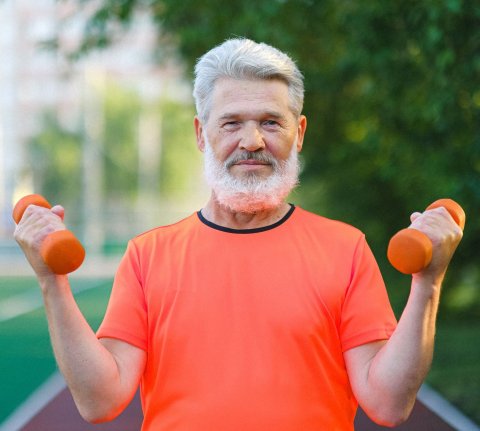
[217,110,286,122]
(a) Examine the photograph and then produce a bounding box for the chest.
[143,234,351,348]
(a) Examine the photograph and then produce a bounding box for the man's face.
[194,78,307,213]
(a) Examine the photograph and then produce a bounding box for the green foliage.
[428,322,480,424]
[158,100,203,198]
[59,0,480,317]
[30,82,201,239]
[102,82,142,198]
[29,113,83,222]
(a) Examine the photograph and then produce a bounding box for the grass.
[0,306,56,423]
[0,277,479,426]
[428,322,480,425]
[0,277,39,300]
[0,277,112,424]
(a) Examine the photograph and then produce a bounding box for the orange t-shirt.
[97,206,397,431]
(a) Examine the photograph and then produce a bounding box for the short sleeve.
[340,236,397,352]
[96,241,148,351]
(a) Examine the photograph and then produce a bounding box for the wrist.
[38,274,70,295]
[411,274,443,299]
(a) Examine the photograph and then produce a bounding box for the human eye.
[262,119,281,129]
[222,120,240,130]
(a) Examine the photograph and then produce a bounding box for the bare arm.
[14,204,146,423]
[344,206,463,427]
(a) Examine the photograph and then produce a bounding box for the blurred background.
[0,0,479,427]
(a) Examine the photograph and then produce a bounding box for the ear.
[295,115,307,152]
[194,117,205,152]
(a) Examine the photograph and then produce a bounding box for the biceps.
[100,337,146,397]
[343,340,386,399]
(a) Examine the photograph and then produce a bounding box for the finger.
[50,205,65,221]
[410,212,422,223]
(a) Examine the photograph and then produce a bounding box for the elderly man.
[15,38,462,431]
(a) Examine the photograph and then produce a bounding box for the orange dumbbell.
[387,199,465,274]
[13,194,85,275]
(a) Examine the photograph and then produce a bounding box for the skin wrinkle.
[198,78,305,216]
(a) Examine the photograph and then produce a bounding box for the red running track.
[19,388,456,431]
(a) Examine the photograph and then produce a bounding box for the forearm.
[40,275,124,422]
[347,205,463,426]
[14,203,141,421]
[368,278,441,419]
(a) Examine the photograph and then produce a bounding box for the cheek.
[213,134,240,159]
[267,138,296,161]
[206,142,232,165]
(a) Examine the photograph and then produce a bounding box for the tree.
[29,84,204,249]
[29,113,84,229]
[52,0,480,318]
[45,1,480,421]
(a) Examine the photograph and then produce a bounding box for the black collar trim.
[197,204,295,234]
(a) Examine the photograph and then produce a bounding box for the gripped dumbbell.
[387,199,465,274]
[13,194,85,275]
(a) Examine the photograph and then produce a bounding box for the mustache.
[225,151,278,169]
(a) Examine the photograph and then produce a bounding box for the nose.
[239,123,265,152]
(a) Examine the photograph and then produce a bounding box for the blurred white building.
[0,0,202,255]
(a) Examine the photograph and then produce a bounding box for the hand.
[14,204,66,279]
[409,206,463,285]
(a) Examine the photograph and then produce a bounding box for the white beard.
[203,136,300,214]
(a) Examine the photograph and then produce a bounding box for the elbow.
[82,414,108,425]
[79,409,112,425]
[80,410,120,425]
[372,413,410,428]
[70,380,135,424]
[364,401,414,428]
[77,401,124,424]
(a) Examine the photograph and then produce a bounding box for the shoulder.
[292,206,364,243]
[131,212,200,250]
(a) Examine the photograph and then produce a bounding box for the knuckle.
[454,227,463,241]
[40,224,57,237]
[13,227,23,242]
[24,204,39,217]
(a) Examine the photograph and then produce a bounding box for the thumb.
[51,205,65,222]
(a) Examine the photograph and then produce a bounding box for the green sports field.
[0,276,113,424]
[0,276,479,426]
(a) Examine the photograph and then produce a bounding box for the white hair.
[193,38,304,123]
[203,135,300,214]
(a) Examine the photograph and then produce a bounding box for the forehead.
[209,77,291,120]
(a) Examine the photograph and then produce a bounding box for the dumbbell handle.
[387,199,465,274]
[13,194,85,275]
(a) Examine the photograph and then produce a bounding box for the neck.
[201,194,292,230]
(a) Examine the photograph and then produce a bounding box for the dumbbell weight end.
[387,198,465,275]
[13,194,85,275]
[387,228,433,274]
